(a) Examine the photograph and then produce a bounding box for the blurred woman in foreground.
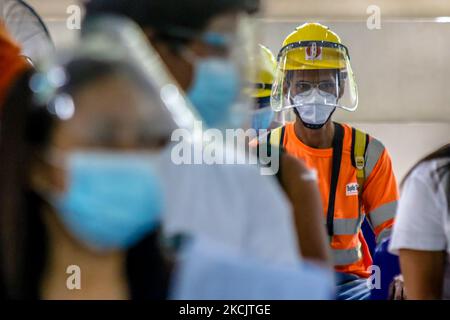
[0,53,176,299]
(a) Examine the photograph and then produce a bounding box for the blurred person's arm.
[399,249,445,299]
[279,152,331,266]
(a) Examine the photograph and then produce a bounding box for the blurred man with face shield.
[269,23,399,299]
[83,0,305,268]
[250,44,277,132]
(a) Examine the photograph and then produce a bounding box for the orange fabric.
[359,231,373,277]
[374,219,394,236]
[0,22,29,110]
[282,122,399,278]
[330,234,359,250]
[335,257,367,278]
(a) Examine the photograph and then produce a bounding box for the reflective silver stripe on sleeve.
[365,138,385,178]
[332,244,362,266]
[368,201,397,229]
[376,227,392,243]
[332,216,364,235]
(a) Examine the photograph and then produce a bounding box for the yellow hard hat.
[279,23,348,70]
[252,44,277,98]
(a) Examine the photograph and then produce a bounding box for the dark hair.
[84,0,260,45]
[401,143,450,188]
[0,59,170,299]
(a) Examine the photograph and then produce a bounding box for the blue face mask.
[252,97,274,131]
[252,108,274,132]
[49,152,163,251]
[187,58,241,128]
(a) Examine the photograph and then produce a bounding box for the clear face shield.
[31,15,206,154]
[1,0,54,62]
[271,41,358,114]
[164,11,260,131]
[80,15,202,135]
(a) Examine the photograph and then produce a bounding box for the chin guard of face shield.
[271,41,358,113]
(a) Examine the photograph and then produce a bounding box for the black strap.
[350,127,356,168]
[326,123,344,237]
[265,132,272,156]
[255,83,273,90]
[364,133,369,155]
[279,126,286,146]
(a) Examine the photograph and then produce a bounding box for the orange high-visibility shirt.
[281,122,398,278]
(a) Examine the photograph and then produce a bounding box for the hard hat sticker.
[305,42,322,61]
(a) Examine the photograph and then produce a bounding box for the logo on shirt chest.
[346,183,359,196]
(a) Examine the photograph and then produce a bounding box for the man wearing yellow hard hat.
[250,44,277,131]
[268,23,399,299]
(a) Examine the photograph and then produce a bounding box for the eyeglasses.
[293,80,338,97]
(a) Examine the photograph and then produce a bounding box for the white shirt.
[159,144,301,266]
[389,158,450,298]
[171,237,334,300]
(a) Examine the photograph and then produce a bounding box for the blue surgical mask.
[187,58,241,128]
[252,96,274,131]
[252,108,274,132]
[49,151,164,251]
